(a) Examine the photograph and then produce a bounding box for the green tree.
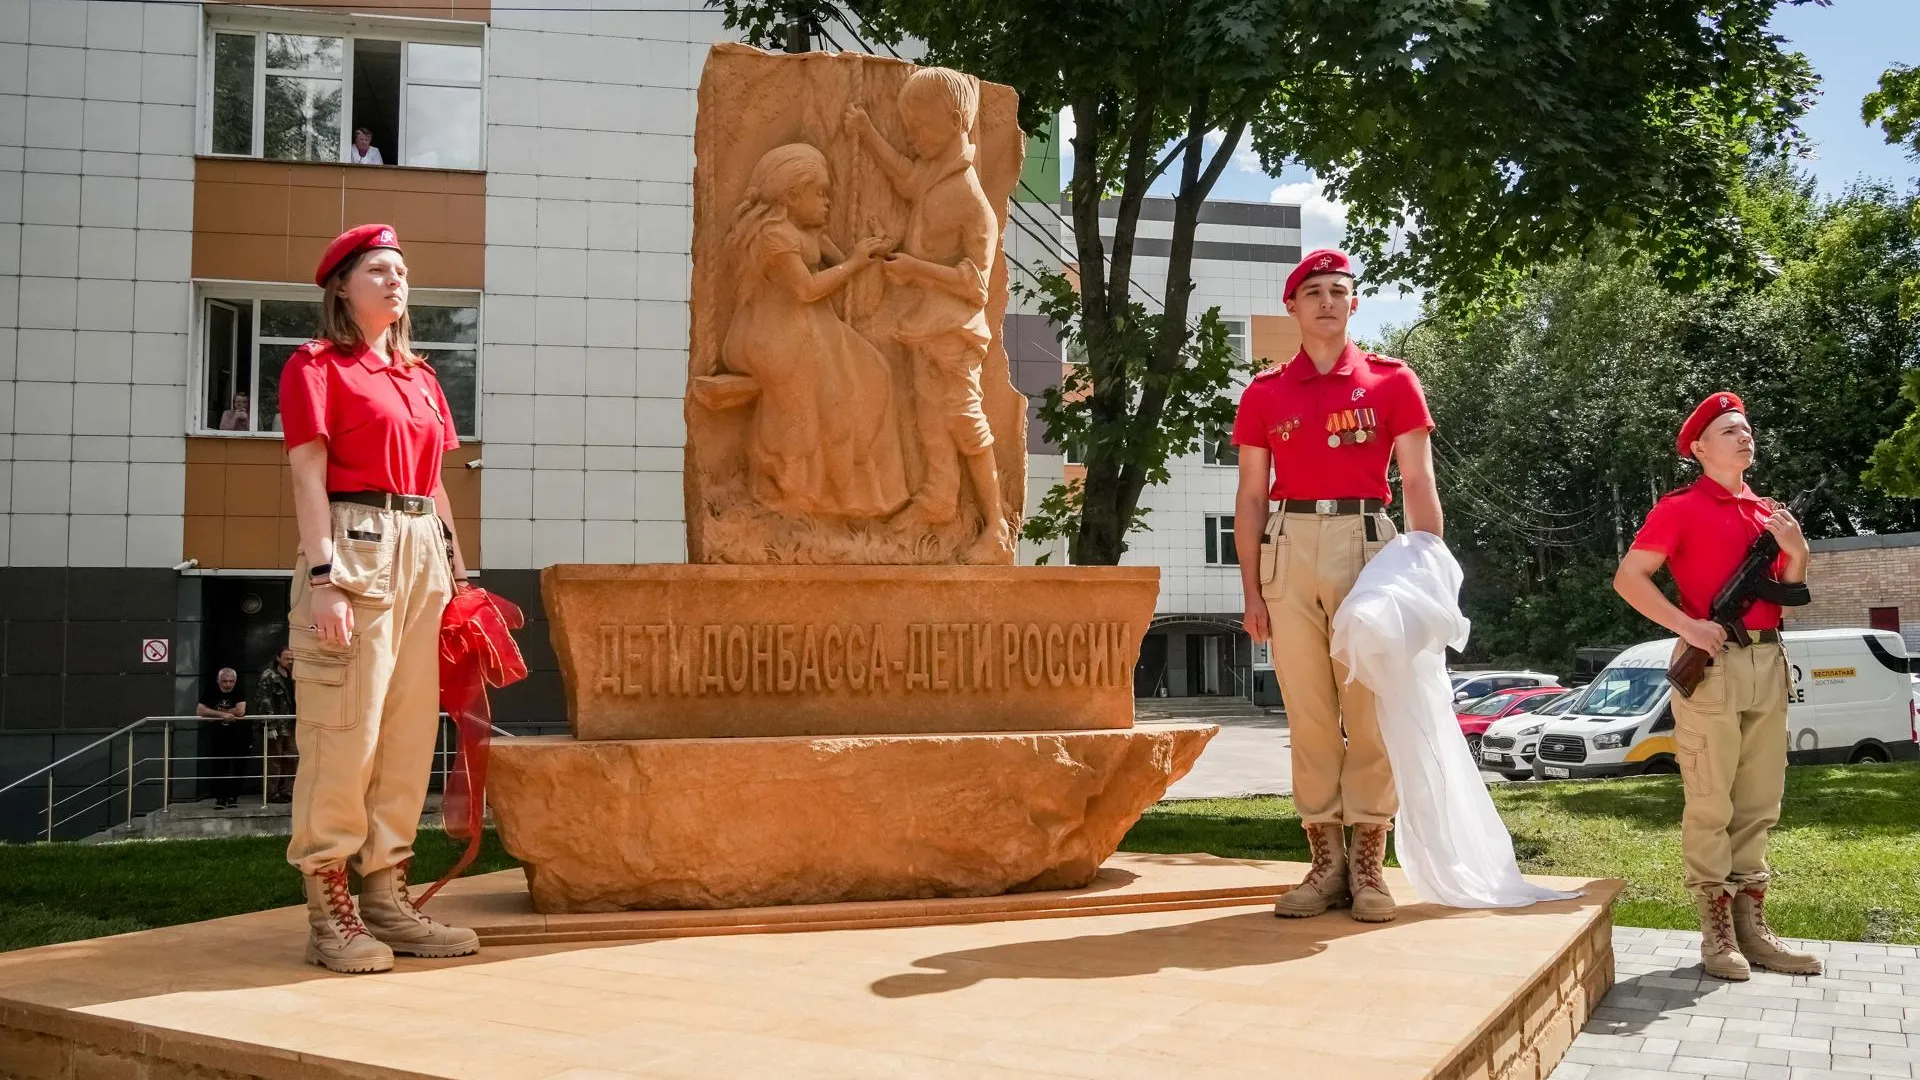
[715,0,1816,564]
[1406,170,1920,669]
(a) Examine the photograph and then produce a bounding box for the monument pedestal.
[489,725,1216,913]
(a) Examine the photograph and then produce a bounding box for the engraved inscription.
[591,621,1134,696]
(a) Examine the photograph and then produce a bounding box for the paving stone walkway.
[1554,927,1920,1080]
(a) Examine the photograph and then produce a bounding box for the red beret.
[1677,391,1745,458]
[314,224,402,287]
[1285,248,1354,301]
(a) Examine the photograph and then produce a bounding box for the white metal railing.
[0,715,570,842]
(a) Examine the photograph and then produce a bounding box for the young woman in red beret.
[279,224,480,973]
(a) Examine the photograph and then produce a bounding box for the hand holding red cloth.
[418,585,528,906]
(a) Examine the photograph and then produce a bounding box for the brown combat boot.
[1348,823,1397,923]
[304,867,394,974]
[1274,823,1349,917]
[358,860,480,958]
[1697,890,1751,981]
[1733,886,1823,976]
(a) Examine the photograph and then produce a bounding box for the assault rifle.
[1667,477,1825,698]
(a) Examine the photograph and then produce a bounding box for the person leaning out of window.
[278,223,477,974]
[349,128,383,165]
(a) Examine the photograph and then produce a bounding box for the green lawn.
[3,765,1917,952]
[1127,762,1920,945]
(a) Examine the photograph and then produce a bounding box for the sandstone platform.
[489,724,1215,912]
[0,854,1620,1080]
[543,564,1158,740]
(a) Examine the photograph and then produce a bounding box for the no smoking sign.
[141,639,169,664]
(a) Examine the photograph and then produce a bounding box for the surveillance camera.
[173,558,199,572]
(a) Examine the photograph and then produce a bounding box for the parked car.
[1479,689,1582,780]
[1448,670,1561,706]
[1532,629,1920,780]
[1454,686,1567,759]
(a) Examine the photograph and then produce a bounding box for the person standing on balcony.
[278,224,478,975]
[1232,248,1444,924]
[196,667,249,810]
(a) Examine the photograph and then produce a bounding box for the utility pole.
[784,2,812,53]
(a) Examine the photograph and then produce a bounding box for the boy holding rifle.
[1613,392,1820,981]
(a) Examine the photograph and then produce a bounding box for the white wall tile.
[0,45,24,96]
[0,464,9,513]
[76,277,133,330]
[13,459,72,512]
[76,224,132,277]
[634,250,687,302]
[29,1,87,47]
[132,280,187,332]
[585,346,637,397]
[633,348,684,397]
[583,469,635,520]
[22,170,80,224]
[24,94,82,150]
[140,52,195,106]
[482,467,532,519]
[125,514,181,566]
[79,172,138,225]
[135,176,191,231]
[0,96,24,151]
[530,467,584,519]
[17,276,78,329]
[531,518,584,565]
[583,394,635,447]
[533,443,582,470]
[583,519,637,563]
[487,196,538,247]
[488,78,541,127]
[633,203,691,254]
[68,513,127,565]
[482,343,535,394]
[127,435,184,462]
[29,44,88,98]
[480,517,532,568]
[634,470,680,520]
[138,103,193,156]
[585,200,638,252]
[479,442,533,470]
[632,298,686,351]
[484,243,536,296]
[70,460,128,513]
[584,299,636,348]
[532,344,585,395]
[20,222,78,275]
[83,48,142,103]
[71,434,126,460]
[533,394,585,445]
[140,2,199,55]
[133,227,188,281]
[535,246,587,298]
[486,294,536,345]
[632,519,685,562]
[585,248,636,300]
[633,397,686,449]
[535,296,585,347]
[122,462,179,515]
[136,153,190,182]
[129,382,182,436]
[0,329,16,381]
[0,0,21,40]
[81,149,135,177]
[12,434,69,459]
[72,381,130,435]
[485,393,535,443]
[131,330,186,384]
[535,199,589,249]
[0,222,16,276]
[25,147,81,174]
[10,514,69,565]
[83,1,141,50]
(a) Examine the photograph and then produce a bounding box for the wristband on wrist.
[308,562,333,579]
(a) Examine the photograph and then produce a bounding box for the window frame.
[200,8,487,171]
[189,279,484,441]
[1202,513,1239,567]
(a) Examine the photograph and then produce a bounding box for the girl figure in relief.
[722,143,912,519]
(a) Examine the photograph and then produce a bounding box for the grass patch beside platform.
[1124,762,1920,945]
[0,829,517,953]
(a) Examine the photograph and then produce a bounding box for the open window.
[206,16,482,170]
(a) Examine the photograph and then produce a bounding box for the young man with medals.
[1232,249,1444,923]
[1614,393,1822,981]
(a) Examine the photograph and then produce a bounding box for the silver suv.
[1449,670,1562,705]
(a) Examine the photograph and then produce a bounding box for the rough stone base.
[487,724,1216,913]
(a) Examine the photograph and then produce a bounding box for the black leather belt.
[1742,629,1783,646]
[330,491,435,516]
[1279,499,1385,515]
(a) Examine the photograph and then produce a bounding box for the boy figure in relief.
[845,68,1012,563]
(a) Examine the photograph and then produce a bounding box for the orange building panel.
[1249,313,1301,372]
[194,159,484,289]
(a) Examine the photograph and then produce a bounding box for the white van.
[1531,629,1919,780]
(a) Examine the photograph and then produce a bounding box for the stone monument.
[486,44,1216,914]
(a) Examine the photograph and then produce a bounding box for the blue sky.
[1075,1,1920,343]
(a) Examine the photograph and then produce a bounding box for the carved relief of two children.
[720,68,1011,563]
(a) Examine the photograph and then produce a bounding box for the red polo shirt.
[1631,477,1786,630]
[279,340,460,496]
[1230,343,1435,502]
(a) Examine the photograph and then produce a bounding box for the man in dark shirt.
[250,647,298,803]
[198,667,250,809]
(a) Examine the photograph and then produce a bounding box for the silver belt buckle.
[1314,499,1338,515]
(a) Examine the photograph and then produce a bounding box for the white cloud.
[1270,177,1348,248]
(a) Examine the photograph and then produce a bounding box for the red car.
[1456,686,1567,758]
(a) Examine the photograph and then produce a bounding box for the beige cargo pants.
[286,500,452,877]
[1671,639,1790,899]
[1260,511,1398,826]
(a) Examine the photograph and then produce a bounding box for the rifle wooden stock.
[1668,645,1712,698]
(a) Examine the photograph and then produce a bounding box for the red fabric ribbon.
[418,585,528,906]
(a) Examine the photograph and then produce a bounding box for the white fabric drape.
[1330,531,1581,908]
